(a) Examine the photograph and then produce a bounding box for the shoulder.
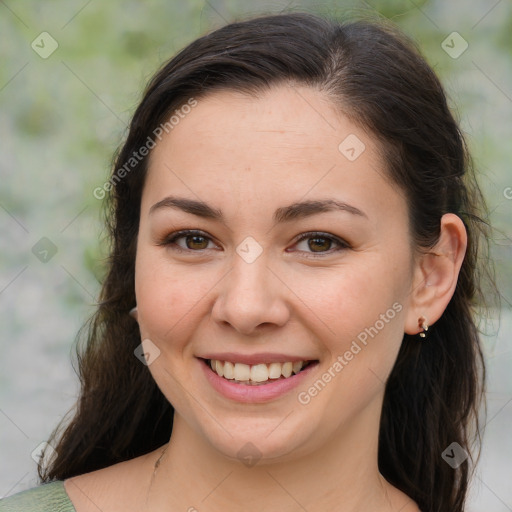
[64,448,161,512]
[0,481,76,512]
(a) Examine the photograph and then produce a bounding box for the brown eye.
[307,237,333,252]
[160,230,216,252]
[292,232,349,257]
[184,234,209,250]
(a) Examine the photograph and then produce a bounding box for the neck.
[145,399,409,511]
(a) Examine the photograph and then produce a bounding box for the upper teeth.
[209,360,306,382]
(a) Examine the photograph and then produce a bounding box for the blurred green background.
[1,0,511,509]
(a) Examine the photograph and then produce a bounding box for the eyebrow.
[149,196,367,224]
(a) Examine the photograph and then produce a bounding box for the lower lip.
[199,358,319,403]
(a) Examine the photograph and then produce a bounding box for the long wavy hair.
[40,12,491,512]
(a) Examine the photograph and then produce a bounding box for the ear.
[404,213,467,335]
[129,306,139,322]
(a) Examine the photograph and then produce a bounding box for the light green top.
[0,481,76,512]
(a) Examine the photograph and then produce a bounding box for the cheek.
[134,250,199,343]
[134,249,230,360]
[299,275,406,431]
[308,255,409,384]
[301,262,405,341]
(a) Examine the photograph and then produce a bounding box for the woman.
[1,11,489,512]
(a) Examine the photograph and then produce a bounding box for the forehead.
[142,85,406,225]
[154,85,359,157]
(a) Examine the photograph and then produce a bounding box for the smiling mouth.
[201,358,318,386]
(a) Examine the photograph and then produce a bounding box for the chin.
[193,411,321,466]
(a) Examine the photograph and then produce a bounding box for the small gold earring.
[419,316,428,338]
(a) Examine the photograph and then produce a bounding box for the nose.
[210,254,291,336]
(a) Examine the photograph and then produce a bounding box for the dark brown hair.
[40,12,490,512]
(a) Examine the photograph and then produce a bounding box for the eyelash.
[159,229,350,258]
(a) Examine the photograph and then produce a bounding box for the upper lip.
[198,352,317,365]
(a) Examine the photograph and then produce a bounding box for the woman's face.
[135,85,418,462]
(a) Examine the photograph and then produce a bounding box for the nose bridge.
[212,249,289,334]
